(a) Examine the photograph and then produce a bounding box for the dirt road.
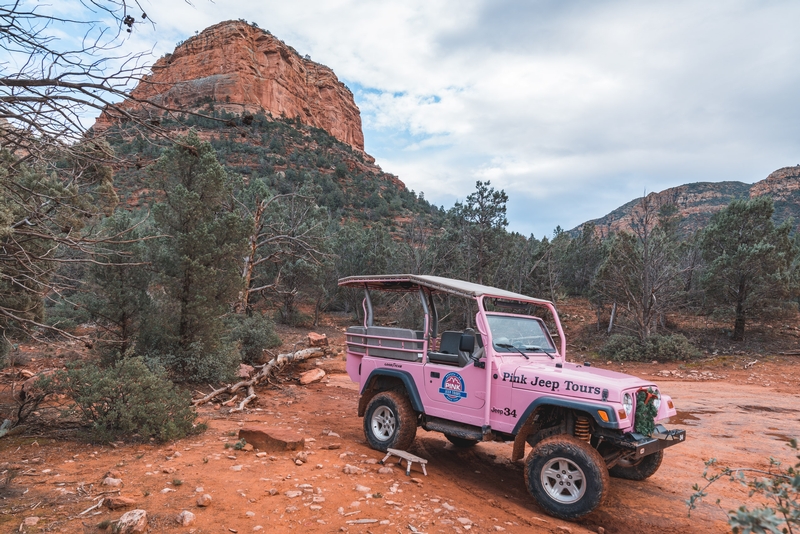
[1,358,799,534]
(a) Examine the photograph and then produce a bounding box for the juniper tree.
[451,180,509,285]
[81,210,152,361]
[700,197,796,341]
[593,196,684,339]
[141,131,249,381]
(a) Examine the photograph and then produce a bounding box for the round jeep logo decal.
[439,372,468,403]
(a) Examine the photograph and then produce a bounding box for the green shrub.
[688,439,799,533]
[225,313,281,364]
[0,338,8,369]
[60,356,201,443]
[154,342,241,384]
[600,334,700,362]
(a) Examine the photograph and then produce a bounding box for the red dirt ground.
[1,304,799,534]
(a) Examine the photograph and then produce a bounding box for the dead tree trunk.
[192,347,326,411]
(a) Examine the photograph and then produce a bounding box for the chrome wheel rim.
[540,457,587,504]
[370,406,396,441]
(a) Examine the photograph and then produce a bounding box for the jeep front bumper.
[622,425,686,459]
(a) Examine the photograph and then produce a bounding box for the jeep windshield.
[486,314,557,355]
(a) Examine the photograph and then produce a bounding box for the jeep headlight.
[653,390,661,411]
[623,392,633,417]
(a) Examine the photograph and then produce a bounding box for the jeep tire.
[609,450,663,481]
[524,435,609,520]
[363,391,417,452]
[445,434,478,448]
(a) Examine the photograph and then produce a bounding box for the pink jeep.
[340,274,685,520]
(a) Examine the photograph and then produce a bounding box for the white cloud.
[20,0,800,237]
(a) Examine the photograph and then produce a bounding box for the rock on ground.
[238,426,305,452]
[105,496,136,510]
[308,332,328,347]
[177,510,196,526]
[113,509,147,534]
[299,368,326,385]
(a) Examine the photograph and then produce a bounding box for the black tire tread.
[363,390,417,452]
[609,450,663,480]
[524,435,610,520]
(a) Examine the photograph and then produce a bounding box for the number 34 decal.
[491,406,517,418]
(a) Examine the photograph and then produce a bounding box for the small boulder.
[105,496,136,510]
[103,477,123,487]
[238,426,305,452]
[177,510,196,526]
[342,464,364,475]
[238,363,255,378]
[307,332,328,347]
[113,509,147,534]
[22,517,40,526]
[196,494,212,507]
[299,368,326,385]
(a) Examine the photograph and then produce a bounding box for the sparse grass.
[98,519,112,530]
[172,478,183,486]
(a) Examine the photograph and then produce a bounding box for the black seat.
[428,331,471,367]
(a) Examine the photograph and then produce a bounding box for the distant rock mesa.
[579,165,800,236]
[96,20,364,150]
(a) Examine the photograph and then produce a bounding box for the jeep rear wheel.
[524,435,609,520]
[363,391,417,452]
[609,450,663,480]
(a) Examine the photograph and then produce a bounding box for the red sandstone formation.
[96,20,364,150]
[749,165,800,201]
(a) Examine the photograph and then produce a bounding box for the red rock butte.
[96,20,365,150]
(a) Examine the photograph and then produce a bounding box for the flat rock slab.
[299,368,326,385]
[105,496,136,510]
[239,426,305,452]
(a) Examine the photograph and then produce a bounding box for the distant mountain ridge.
[576,166,800,236]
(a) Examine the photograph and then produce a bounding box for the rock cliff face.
[98,20,364,150]
[578,167,800,236]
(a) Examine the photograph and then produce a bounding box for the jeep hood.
[508,361,656,403]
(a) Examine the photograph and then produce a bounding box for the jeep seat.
[427,331,471,367]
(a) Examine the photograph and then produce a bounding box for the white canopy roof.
[338,274,553,305]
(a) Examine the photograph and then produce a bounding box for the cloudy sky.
[62,1,800,236]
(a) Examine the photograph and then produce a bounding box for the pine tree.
[700,197,796,341]
[82,210,151,361]
[593,196,684,339]
[141,131,249,381]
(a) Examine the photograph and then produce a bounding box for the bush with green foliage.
[0,339,8,369]
[688,438,799,534]
[59,357,200,443]
[600,333,700,362]
[225,313,281,364]
[141,131,249,382]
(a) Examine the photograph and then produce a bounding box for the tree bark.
[192,347,327,411]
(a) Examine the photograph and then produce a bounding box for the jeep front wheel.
[524,435,609,520]
[363,391,417,452]
[609,450,663,480]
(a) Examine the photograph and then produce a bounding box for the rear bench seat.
[346,326,424,361]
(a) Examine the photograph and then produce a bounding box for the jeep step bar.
[422,416,484,441]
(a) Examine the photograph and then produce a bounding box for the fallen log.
[192,347,326,410]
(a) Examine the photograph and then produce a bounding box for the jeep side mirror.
[459,334,475,353]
